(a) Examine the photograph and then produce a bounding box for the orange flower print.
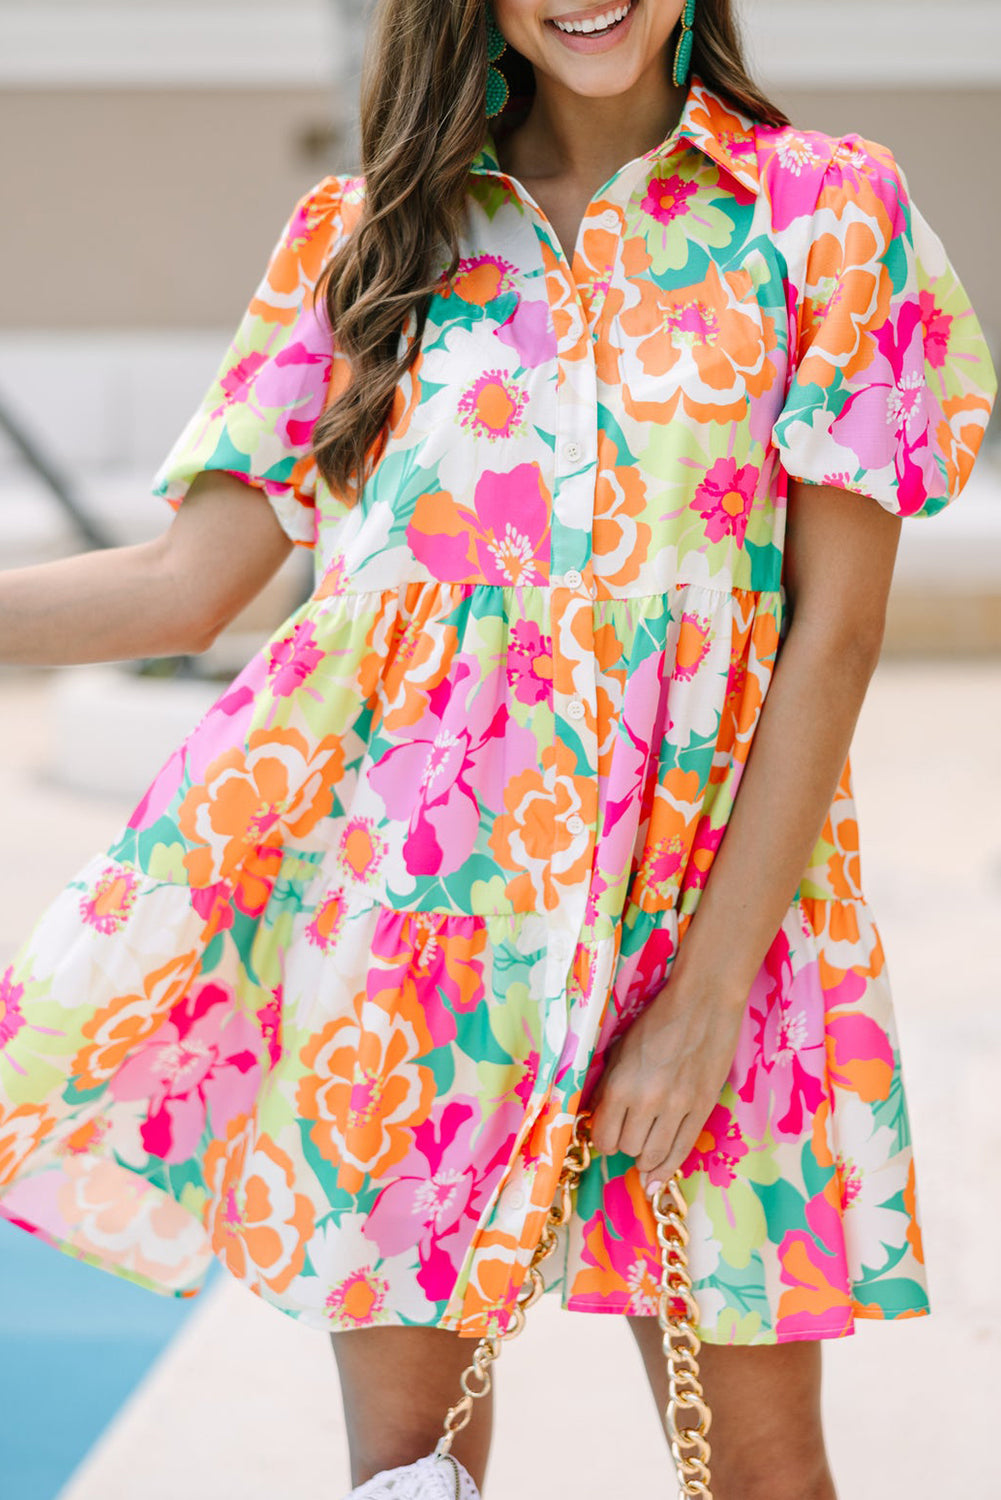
[203,1114,315,1293]
[619,250,775,423]
[572,212,621,327]
[631,767,703,912]
[592,438,652,591]
[247,175,348,325]
[178,727,344,913]
[457,370,528,441]
[78,863,140,935]
[378,614,459,734]
[59,1112,113,1158]
[336,817,387,887]
[903,1157,924,1266]
[796,220,894,389]
[541,238,591,367]
[69,950,199,1092]
[295,984,436,1193]
[443,254,519,306]
[452,1226,525,1336]
[673,610,714,682]
[0,1100,58,1185]
[488,739,597,911]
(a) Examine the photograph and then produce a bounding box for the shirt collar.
[470,75,760,197]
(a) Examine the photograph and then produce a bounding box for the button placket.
[535,201,605,984]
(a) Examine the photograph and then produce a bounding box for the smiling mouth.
[547,0,636,37]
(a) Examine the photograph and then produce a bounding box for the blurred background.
[0,2,999,1497]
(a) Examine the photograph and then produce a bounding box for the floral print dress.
[0,79,996,1345]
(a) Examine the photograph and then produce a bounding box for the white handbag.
[342,1116,714,1499]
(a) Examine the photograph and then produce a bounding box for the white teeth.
[553,1,631,35]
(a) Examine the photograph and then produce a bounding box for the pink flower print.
[368,909,487,1050]
[821,472,854,490]
[667,298,720,352]
[363,1097,519,1302]
[457,369,528,441]
[731,931,827,1143]
[127,651,268,831]
[266,619,324,699]
[764,130,898,234]
[641,173,698,225]
[680,1103,748,1187]
[407,463,550,586]
[190,881,236,938]
[635,835,686,904]
[78,863,140,934]
[680,816,723,894]
[575,1173,662,1315]
[248,302,333,451]
[317,553,349,598]
[108,980,262,1164]
[505,619,553,707]
[0,967,63,1079]
[369,657,535,876]
[694,457,759,546]
[495,298,557,368]
[336,818,387,887]
[513,1047,542,1109]
[918,289,953,370]
[831,300,945,515]
[217,351,267,409]
[0,970,26,1054]
[775,1184,851,1339]
[256,987,284,1069]
[305,886,349,951]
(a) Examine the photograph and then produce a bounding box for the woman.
[0,1,995,1496]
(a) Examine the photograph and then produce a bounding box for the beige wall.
[1,83,998,343]
[0,87,339,330]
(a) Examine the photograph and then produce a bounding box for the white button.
[599,208,619,229]
[565,814,585,837]
[563,440,582,463]
[567,698,585,720]
[564,568,583,589]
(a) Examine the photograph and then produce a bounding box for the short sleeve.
[151,175,350,547]
[771,136,997,519]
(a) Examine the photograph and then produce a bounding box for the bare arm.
[589,480,903,1186]
[0,472,295,665]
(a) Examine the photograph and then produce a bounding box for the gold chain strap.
[653,1175,714,1496]
[435,1115,714,1498]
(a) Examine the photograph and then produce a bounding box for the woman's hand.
[587,977,746,1194]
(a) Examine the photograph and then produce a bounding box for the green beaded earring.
[672,0,696,88]
[485,1,509,119]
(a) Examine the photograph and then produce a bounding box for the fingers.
[637,1113,692,1193]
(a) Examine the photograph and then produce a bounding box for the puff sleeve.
[151,175,350,547]
[770,135,997,519]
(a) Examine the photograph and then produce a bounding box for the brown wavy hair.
[311,0,790,505]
